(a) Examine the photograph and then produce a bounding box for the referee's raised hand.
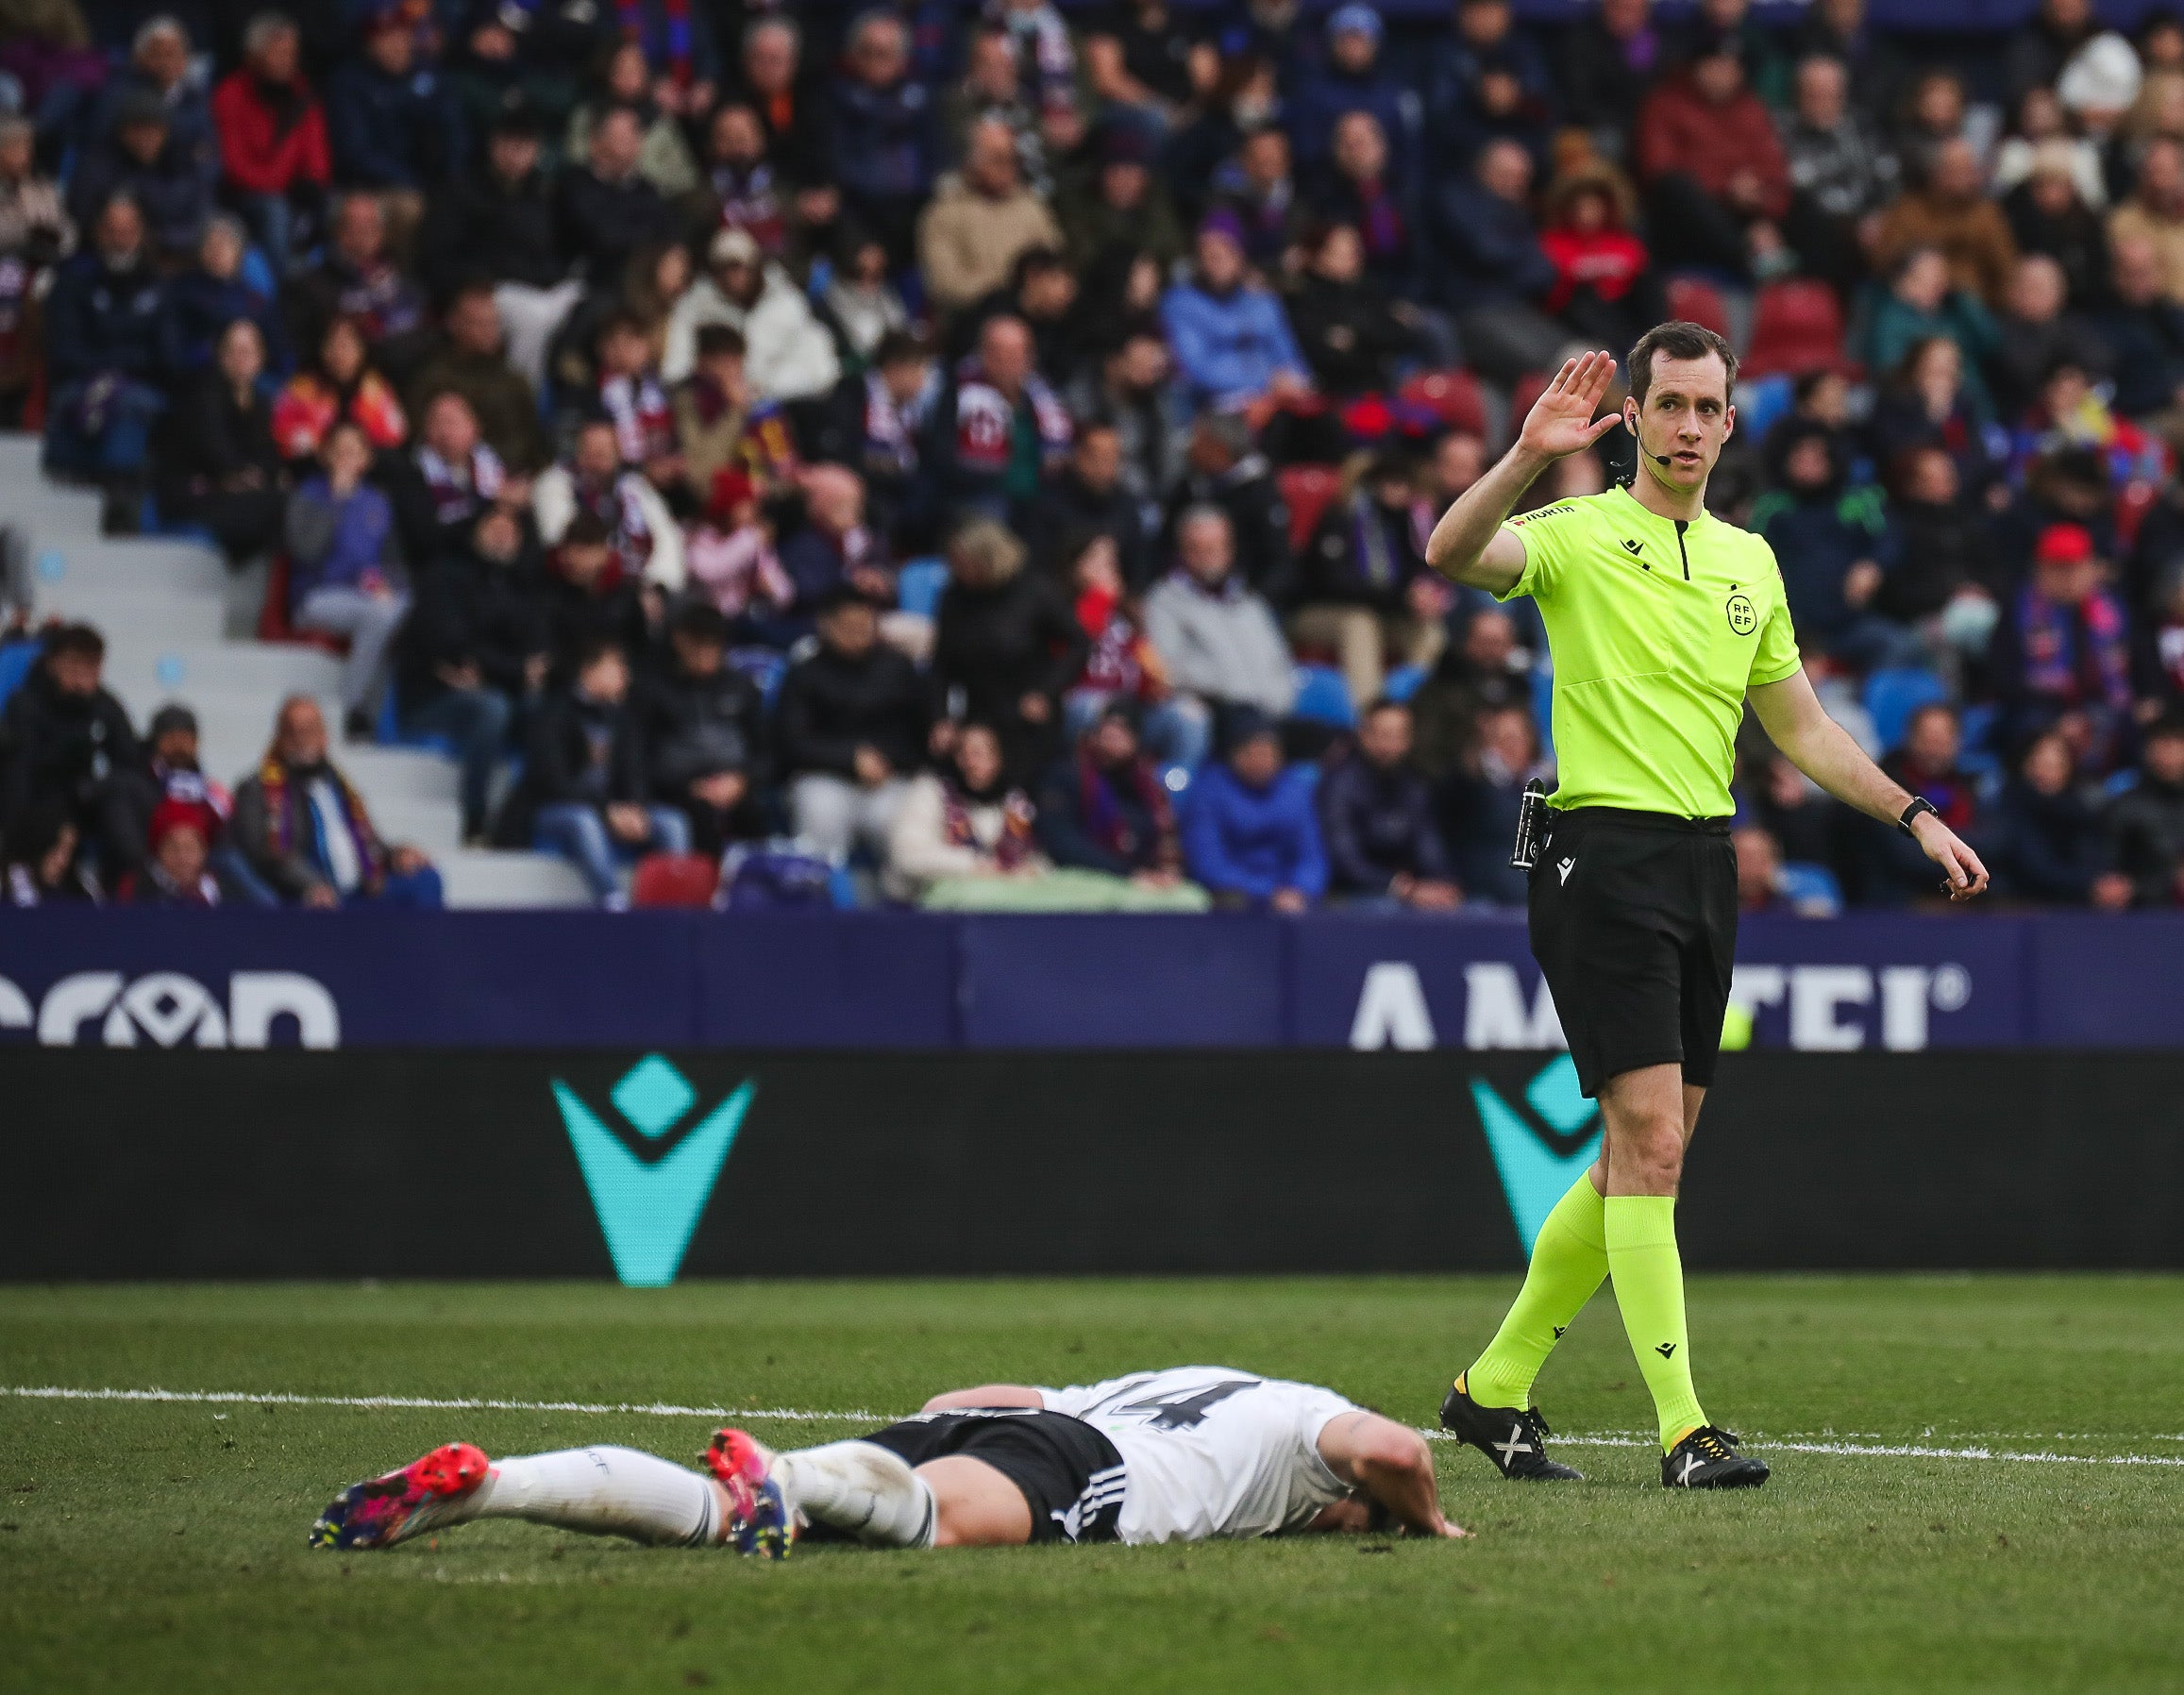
[1516,351,1624,462]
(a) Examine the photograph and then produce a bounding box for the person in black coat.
[1163,411,1296,601]
[1289,452,1445,708]
[0,624,157,879]
[383,392,522,571]
[1873,445,1997,625]
[1558,0,1660,153]
[636,603,769,856]
[42,196,169,508]
[1018,420,1152,587]
[398,506,550,841]
[1986,729,2133,908]
[418,105,569,299]
[541,511,658,675]
[2094,231,2184,424]
[1438,698,1545,908]
[1319,697,1459,907]
[325,12,463,198]
[158,214,291,383]
[1,798,103,906]
[1285,223,1415,399]
[154,318,287,563]
[496,637,691,898]
[555,105,678,286]
[1033,701,1187,881]
[67,91,213,258]
[776,587,932,864]
[932,518,1089,783]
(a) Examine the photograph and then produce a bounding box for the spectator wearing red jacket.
[1538,163,1665,349]
[1633,31,1791,280]
[210,12,330,277]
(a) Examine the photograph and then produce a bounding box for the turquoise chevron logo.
[552,1056,755,1287]
[1469,1056,1603,1255]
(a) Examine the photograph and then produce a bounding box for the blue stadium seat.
[1291,663,1356,728]
[1863,666,1948,754]
[896,558,949,619]
[1958,701,2002,780]
[1384,663,1428,703]
[240,246,277,299]
[375,680,456,758]
[1778,861,1844,917]
[1737,374,1795,446]
[727,646,788,708]
[0,638,41,713]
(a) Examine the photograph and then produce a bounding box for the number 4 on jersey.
[1115,1380,1261,1430]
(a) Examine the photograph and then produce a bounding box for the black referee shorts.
[1526,806,1739,1100]
[855,1410,1126,1544]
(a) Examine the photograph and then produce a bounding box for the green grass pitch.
[5,1276,2183,1694]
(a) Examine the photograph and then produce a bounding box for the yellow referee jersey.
[1495,483,1803,819]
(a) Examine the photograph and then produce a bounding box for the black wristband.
[1897,797,1939,837]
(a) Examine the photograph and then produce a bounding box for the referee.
[1422,325,1987,1490]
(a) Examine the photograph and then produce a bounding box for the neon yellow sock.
[1604,1195,1706,1450]
[1464,1173,1607,1411]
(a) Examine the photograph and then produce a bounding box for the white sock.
[455,1448,722,1546]
[774,1441,936,1548]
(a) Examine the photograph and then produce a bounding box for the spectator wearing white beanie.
[2058,31,2143,139]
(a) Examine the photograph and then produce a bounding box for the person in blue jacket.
[66,91,214,259]
[1432,137,1565,385]
[91,17,219,195]
[825,12,938,259]
[1287,4,1415,174]
[327,10,463,197]
[1319,697,1460,908]
[158,213,292,379]
[1160,212,1311,412]
[42,194,169,517]
[1182,708,1327,911]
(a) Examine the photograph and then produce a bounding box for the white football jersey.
[1038,1366,1361,1545]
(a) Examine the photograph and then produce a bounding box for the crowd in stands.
[4,0,2184,914]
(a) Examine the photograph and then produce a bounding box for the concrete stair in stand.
[2,432,590,906]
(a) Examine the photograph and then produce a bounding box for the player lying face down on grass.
[312,1366,1466,1556]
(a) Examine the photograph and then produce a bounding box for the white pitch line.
[1422,1429,2184,1469]
[10,1386,2184,1472]
[2,1385,885,1423]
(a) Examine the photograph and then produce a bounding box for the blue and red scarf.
[711,162,786,255]
[942,780,1038,868]
[600,370,675,465]
[952,353,1070,476]
[2016,583,2132,714]
[416,441,505,526]
[1075,751,1173,862]
[257,757,384,891]
[618,0,694,85]
[863,366,938,476]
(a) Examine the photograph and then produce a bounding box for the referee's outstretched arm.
[1424,352,1622,595]
[1749,669,1988,898]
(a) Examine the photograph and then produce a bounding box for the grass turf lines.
[5,1277,2183,1694]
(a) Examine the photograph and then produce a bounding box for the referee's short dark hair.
[1629,321,1739,406]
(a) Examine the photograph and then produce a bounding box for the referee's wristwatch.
[1897,797,1940,837]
